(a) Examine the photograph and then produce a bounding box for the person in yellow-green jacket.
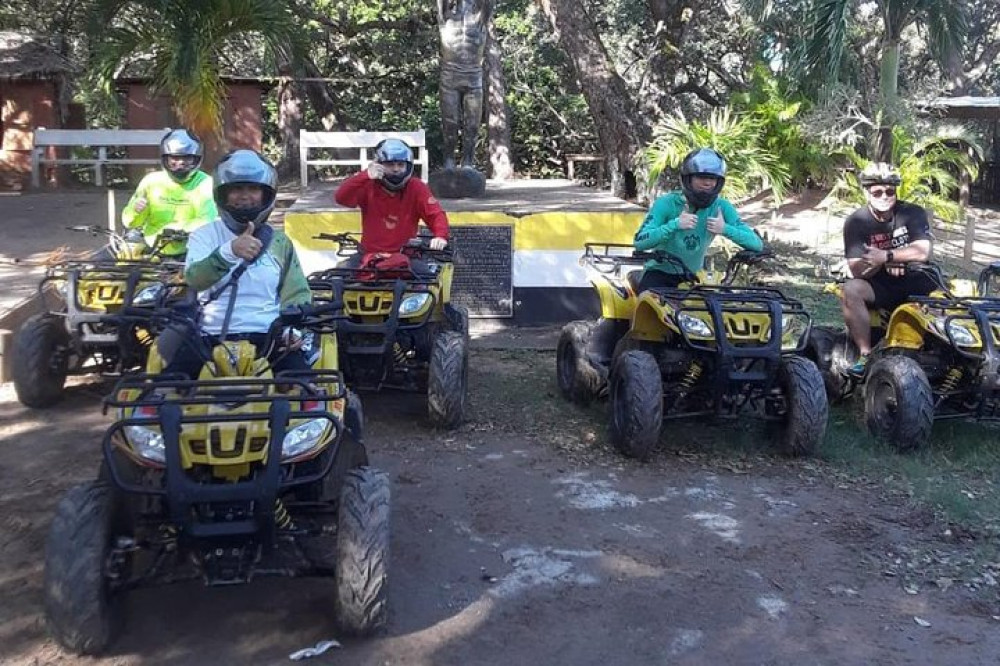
[121,129,217,257]
[634,147,763,291]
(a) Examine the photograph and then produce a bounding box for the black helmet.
[160,129,203,183]
[858,162,901,188]
[374,138,415,191]
[680,148,727,210]
[213,150,277,234]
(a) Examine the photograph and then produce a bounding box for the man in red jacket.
[334,138,450,265]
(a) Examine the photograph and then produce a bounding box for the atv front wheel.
[774,356,828,457]
[335,467,390,635]
[44,482,124,655]
[12,313,70,408]
[556,321,603,405]
[428,331,468,428]
[864,356,934,452]
[609,350,663,460]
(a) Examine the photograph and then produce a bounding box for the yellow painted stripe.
[285,210,644,252]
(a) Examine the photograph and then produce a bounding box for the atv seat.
[627,269,643,297]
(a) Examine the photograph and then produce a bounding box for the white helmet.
[213,150,277,234]
[160,129,203,183]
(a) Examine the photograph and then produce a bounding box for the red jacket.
[334,171,450,253]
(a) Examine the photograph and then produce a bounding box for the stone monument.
[429,0,492,199]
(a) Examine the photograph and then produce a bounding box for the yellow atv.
[11,226,186,408]
[310,232,469,428]
[598,250,826,460]
[43,283,387,655]
[808,261,1000,451]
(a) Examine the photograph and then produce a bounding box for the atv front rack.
[656,283,812,357]
[309,275,439,354]
[102,373,346,540]
[911,295,1000,363]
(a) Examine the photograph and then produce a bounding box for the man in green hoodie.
[634,147,762,291]
[121,128,217,257]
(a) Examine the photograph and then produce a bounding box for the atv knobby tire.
[556,321,603,405]
[863,355,934,452]
[609,350,663,460]
[805,326,853,401]
[428,330,468,428]
[44,482,122,655]
[775,356,828,457]
[335,467,390,636]
[12,313,70,408]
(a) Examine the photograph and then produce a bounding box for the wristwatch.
[886,250,894,263]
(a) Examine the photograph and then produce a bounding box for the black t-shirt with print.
[843,201,932,262]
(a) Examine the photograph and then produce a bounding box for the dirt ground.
[2,345,1000,666]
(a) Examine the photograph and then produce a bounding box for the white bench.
[299,129,428,189]
[31,128,171,188]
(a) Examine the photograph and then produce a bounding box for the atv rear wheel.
[12,313,70,408]
[609,350,663,460]
[428,331,468,428]
[805,326,854,401]
[774,356,828,457]
[335,467,390,636]
[864,356,934,452]
[556,321,603,405]
[44,482,124,655]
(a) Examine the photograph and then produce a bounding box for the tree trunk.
[276,75,304,181]
[302,58,350,131]
[485,20,514,180]
[874,38,900,163]
[961,169,974,261]
[536,0,650,199]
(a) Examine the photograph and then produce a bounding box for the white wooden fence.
[31,128,170,187]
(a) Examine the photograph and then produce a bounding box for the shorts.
[868,270,936,311]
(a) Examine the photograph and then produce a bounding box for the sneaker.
[847,354,869,377]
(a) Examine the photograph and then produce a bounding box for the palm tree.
[90,0,300,139]
[804,0,969,158]
[643,108,791,204]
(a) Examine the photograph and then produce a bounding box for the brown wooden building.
[0,31,74,190]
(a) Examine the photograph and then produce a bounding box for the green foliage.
[643,107,791,202]
[731,65,833,188]
[831,125,983,224]
[89,0,300,138]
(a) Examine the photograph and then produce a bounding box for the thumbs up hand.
[707,212,726,235]
[231,220,263,261]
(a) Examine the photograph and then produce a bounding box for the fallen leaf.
[914,617,931,627]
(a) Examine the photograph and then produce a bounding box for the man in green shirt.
[121,129,217,257]
[634,147,762,290]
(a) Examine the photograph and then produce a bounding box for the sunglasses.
[868,187,896,198]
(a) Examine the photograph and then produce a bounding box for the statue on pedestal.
[431,0,492,198]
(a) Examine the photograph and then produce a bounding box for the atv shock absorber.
[939,366,963,393]
[274,499,296,530]
[677,360,703,397]
[393,342,408,365]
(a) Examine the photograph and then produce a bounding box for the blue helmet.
[374,138,414,191]
[680,148,727,209]
[213,150,277,234]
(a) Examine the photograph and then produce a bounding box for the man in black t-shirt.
[840,162,934,375]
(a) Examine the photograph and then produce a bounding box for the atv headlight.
[678,312,713,337]
[934,317,977,347]
[124,425,165,463]
[282,418,327,459]
[781,314,809,349]
[398,293,431,316]
[132,283,165,306]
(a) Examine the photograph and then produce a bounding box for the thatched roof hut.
[0,31,74,80]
